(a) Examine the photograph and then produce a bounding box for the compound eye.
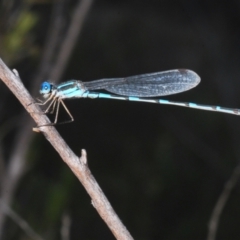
[40,82,51,94]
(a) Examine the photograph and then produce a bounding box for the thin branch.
[0,0,94,238]
[50,0,94,81]
[61,212,71,240]
[0,118,33,239]
[0,198,44,240]
[0,58,133,239]
[32,0,68,91]
[207,164,240,240]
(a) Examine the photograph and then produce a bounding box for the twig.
[50,0,94,81]
[0,199,44,240]
[0,0,94,238]
[61,212,71,240]
[32,0,68,91]
[207,164,240,240]
[0,58,133,239]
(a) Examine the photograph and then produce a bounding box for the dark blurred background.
[1,0,240,239]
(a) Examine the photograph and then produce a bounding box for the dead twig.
[0,58,133,240]
[207,164,240,240]
[0,0,94,238]
[0,199,44,240]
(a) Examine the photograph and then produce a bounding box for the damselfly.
[36,69,240,126]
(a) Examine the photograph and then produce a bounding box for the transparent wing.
[83,69,200,97]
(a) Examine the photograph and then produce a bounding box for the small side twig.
[207,164,240,240]
[0,58,133,240]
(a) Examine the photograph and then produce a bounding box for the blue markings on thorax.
[56,81,86,99]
